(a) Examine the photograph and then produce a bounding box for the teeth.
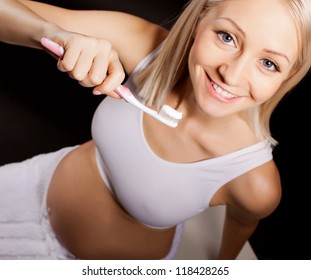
[211,81,237,99]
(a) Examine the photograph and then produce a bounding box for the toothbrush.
[40,37,183,127]
[115,85,182,128]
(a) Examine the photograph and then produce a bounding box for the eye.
[262,59,280,72]
[218,31,235,46]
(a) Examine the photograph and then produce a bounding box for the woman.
[1,0,310,259]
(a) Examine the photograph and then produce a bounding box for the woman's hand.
[43,32,125,98]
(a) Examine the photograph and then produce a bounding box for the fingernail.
[93,90,102,95]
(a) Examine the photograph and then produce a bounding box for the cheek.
[188,43,201,71]
[190,36,217,67]
[253,79,283,103]
[188,44,206,80]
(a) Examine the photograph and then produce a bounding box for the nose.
[218,54,249,87]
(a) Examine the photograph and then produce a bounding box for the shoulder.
[225,160,282,220]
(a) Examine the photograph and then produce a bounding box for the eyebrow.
[218,17,246,38]
[263,49,290,63]
[219,17,290,63]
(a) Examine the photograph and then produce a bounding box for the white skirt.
[0,147,76,259]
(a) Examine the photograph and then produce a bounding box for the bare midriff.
[46,140,176,260]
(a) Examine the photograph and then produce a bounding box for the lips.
[206,75,238,103]
[211,81,237,98]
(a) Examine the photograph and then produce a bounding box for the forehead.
[200,0,299,65]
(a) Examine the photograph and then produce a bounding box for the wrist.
[30,21,64,49]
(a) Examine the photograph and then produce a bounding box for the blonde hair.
[135,0,311,145]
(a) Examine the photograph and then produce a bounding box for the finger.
[93,88,122,99]
[92,51,125,93]
[56,47,80,73]
[78,52,110,88]
[92,65,125,96]
[67,50,100,83]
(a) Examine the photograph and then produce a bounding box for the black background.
[1,0,310,259]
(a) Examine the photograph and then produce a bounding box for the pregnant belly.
[46,141,175,259]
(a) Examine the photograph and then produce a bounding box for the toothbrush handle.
[115,85,157,117]
[40,37,64,58]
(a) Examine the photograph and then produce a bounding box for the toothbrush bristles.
[158,105,183,127]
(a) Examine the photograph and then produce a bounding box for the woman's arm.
[0,0,139,95]
[217,205,260,259]
[1,0,165,94]
[18,0,168,74]
[217,161,282,259]
[0,0,60,48]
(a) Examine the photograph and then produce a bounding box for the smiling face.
[188,0,299,118]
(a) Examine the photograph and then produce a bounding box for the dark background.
[0,0,310,259]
